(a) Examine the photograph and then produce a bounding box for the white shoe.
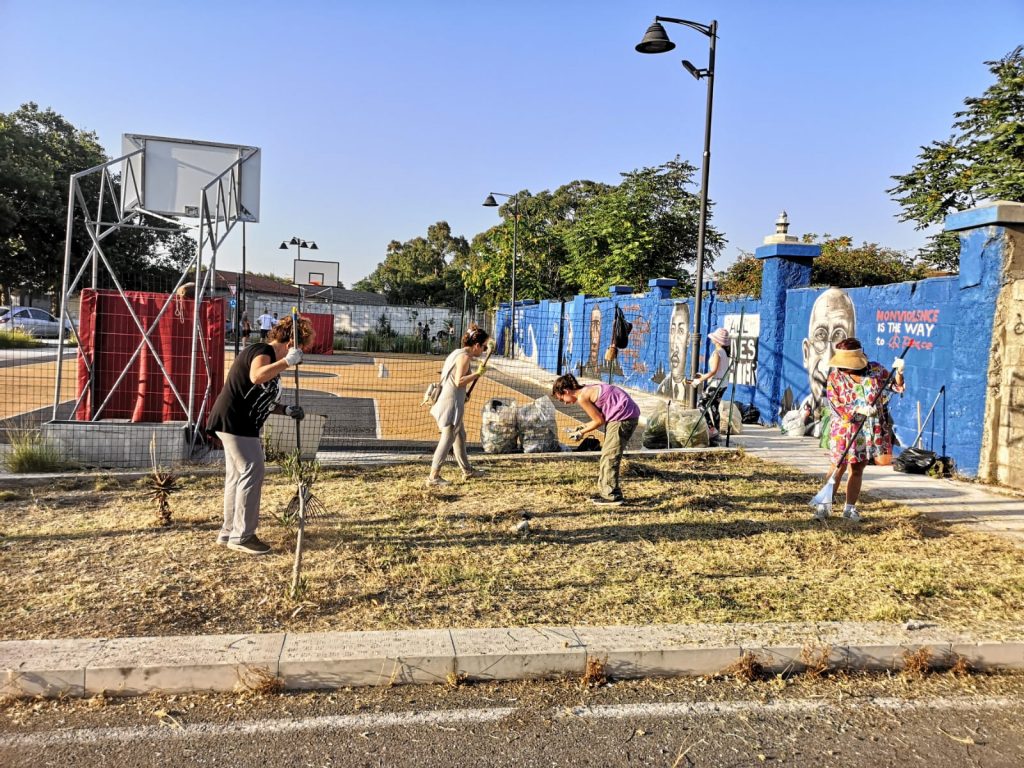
[425,476,450,487]
[843,505,861,522]
[813,503,831,521]
[463,468,488,480]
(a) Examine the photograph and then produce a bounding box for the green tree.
[561,158,724,295]
[356,221,468,305]
[715,236,926,299]
[0,103,197,304]
[888,47,1024,270]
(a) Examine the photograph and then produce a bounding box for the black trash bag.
[574,436,602,452]
[893,446,937,474]
[612,305,633,349]
[739,403,761,424]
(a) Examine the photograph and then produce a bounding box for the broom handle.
[466,341,495,400]
[910,385,945,450]
[826,342,912,476]
[725,308,745,448]
[290,307,306,598]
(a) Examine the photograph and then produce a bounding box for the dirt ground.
[1,452,1023,641]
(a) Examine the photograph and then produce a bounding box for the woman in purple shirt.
[552,374,640,507]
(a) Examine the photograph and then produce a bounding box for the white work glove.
[891,358,905,373]
[285,347,303,367]
[854,405,877,418]
[567,426,584,441]
[284,405,305,421]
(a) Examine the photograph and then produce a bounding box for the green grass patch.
[2,430,67,473]
[0,329,43,349]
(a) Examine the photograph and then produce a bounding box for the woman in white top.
[691,327,731,442]
[426,325,490,486]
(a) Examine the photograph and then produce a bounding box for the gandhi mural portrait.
[656,301,692,400]
[802,287,856,407]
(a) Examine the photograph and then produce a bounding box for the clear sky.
[2,1,1021,288]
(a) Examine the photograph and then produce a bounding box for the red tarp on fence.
[75,289,225,422]
[302,311,334,355]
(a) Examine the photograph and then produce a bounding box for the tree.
[0,103,198,305]
[356,221,468,305]
[561,158,724,295]
[715,236,926,299]
[888,47,1024,270]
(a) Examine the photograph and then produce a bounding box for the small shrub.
[3,431,65,473]
[0,329,43,349]
[902,647,933,679]
[581,657,608,688]
[723,651,764,683]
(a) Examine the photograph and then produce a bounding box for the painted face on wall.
[588,307,601,366]
[669,302,691,383]
[802,287,856,405]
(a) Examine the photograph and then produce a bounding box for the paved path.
[733,425,1024,545]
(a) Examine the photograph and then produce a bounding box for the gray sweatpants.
[217,432,265,542]
[430,422,472,475]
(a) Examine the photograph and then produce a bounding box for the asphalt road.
[4,673,1023,767]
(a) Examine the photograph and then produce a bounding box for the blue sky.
[2,1,1021,288]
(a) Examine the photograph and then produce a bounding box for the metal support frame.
[54,145,259,453]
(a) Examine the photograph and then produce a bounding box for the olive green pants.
[598,418,638,498]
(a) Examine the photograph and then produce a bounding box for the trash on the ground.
[481,398,519,453]
[513,520,530,535]
[719,400,744,434]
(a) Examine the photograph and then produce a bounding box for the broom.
[810,342,912,510]
[287,308,326,599]
[466,338,496,400]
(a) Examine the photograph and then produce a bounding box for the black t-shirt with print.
[207,343,281,437]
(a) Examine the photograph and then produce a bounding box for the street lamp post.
[279,236,319,312]
[482,192,519,359]
[636,15,717,408]
[460,264,471,341]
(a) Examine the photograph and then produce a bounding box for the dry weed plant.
[949,654,973,677]
[237,666,285,695]
[799,645,834,678]
[581,657,608,688]
[723,652,763,683]
[445,671,469,689]
[902,647,933,679]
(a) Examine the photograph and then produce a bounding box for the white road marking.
[1,696,1018,750]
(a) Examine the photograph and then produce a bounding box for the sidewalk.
[732,425,1024,545]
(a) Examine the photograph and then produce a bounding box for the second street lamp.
[482,192,519,359]
[636,15,717,408]
[279,236,319,311]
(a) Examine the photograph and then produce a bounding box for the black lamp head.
[289,236,300,246]
[278,242,289,250]
[482,194,499,207]
[635,21,675,54]
[309,242,319,250]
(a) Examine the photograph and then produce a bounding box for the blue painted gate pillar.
[754,241,821,422]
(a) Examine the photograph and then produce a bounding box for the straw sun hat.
[829,339,868,370]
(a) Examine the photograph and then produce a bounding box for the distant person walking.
[257,309,275,340]
[206,315,314,554]
[553,374,640,507]
[427,325,490,487]
[241,313,252,346]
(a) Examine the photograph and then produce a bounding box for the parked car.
[0,306,72,338]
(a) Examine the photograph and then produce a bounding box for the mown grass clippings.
[1,453,1024,641]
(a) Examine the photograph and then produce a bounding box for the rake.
[466,338,496,400]
[809,343,912,509]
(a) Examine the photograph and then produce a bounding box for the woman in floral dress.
[815,338,905,522]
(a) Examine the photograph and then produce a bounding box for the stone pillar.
[754,213,821,422]
[945,201,1024,482]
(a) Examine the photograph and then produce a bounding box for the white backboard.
[121,134,260,221]
[294,259,340,288]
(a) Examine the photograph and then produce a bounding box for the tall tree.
[561,158,724,295]
[355,221,468,305]
[888,47,1024,270]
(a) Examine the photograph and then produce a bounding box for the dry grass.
[723,651,764,683]
[1,453,1024,641]
[902,647,934,679]
[581,657,608,688]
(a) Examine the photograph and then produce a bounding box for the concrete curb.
[3,622,1022,699]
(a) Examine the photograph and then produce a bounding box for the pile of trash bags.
[641,406,709,448]
[480,396,560,454]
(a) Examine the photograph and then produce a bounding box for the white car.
[0,306,72,338]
